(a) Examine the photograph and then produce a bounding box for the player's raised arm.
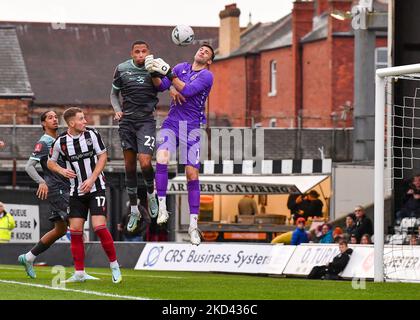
[150,45,214,97]
[145,54,172,92]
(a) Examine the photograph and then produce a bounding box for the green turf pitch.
[1,264,420,300]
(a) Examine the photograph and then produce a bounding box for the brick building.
[0,26,34,125]
[209,0,387,128]
[0,22,218,125]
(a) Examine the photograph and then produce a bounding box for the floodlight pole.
[353,2,387,161]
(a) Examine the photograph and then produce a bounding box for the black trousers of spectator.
[308,266,327,279]
[307,266,341,280]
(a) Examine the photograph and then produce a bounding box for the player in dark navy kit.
[145,44,215,245]
[48,107,121,283]
[111,40,167,232]
[18,111,99,280]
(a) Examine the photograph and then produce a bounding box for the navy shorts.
[118,117,156,155]
[48,192,69,223]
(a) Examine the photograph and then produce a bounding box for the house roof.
[215,14,292,60]
[301,13,329,44]
[302,0,388,43]
[0,22,218,106]
[0,26,33,97]
[215,0,388,58]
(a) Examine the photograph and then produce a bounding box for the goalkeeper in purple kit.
[145,44,214,245]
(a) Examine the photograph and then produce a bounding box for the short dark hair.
[63,107,83,124]
[346,213,356,221]
[131,40,149,50]
[40,110,56,131]
[308,190,320,198]
[339,239,348,246]
[201,43,215,61]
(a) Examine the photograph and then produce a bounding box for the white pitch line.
[0,279,150,300]
[86,271,183,279]
[0,266,183,279]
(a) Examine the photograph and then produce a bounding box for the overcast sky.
[0,0,294,27]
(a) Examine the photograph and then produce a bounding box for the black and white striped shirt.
[50,127,107,196]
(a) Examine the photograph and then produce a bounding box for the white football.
[171,25,195,46]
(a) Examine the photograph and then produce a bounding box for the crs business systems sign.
[135,243,296,275]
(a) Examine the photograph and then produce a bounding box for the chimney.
[316,0,330,16]
[218,3,241,56]
[329,0,353,34]
[291,1,314,130]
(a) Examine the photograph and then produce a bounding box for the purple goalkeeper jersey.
[159,62,214,126]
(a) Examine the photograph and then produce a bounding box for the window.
[375,47,388,70]
[268,60,277,96]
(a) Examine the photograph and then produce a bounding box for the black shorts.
[48,192,70,223]
[118,117,156,155]
[69,190,107,220]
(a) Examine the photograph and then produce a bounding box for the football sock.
[156,163,168,198]
[27,241,50,261]
[131,205,139,213]
[94,225,117,263]
[125,171,138,206]
[70,230,85,271]
[142,165,155,194]
[187,180,200,214]
[126,186,138,207]
[25,251,37,263]
[190,214,198,229]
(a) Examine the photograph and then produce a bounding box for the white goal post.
[374,63,420,282]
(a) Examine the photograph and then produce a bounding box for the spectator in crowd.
[350,234,358,244]
[319,223,334,243]
[0,202,16,243]
[333,227,344,243]
[291,217,309,245]
[401,174,420,204]
[345,213,357,238]
[309,224,323,243]
[360,234,372,244]
[297,190,324,219]
[0,140,5,149]
[295,190,324,221]
[287,193,302,223]
[238,195,258,216]
[354,205,373,242]
[408,234,418,245]
[395,175,420,224]
[118,203,149,241]
[307,240,353,280]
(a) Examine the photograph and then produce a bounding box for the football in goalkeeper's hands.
[171,25,194,46]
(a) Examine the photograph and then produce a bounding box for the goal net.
[375,63,420,282]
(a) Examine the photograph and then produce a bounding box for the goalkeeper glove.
[145,55,163,78]
[151,58,177,80]
[145,55,154,72]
